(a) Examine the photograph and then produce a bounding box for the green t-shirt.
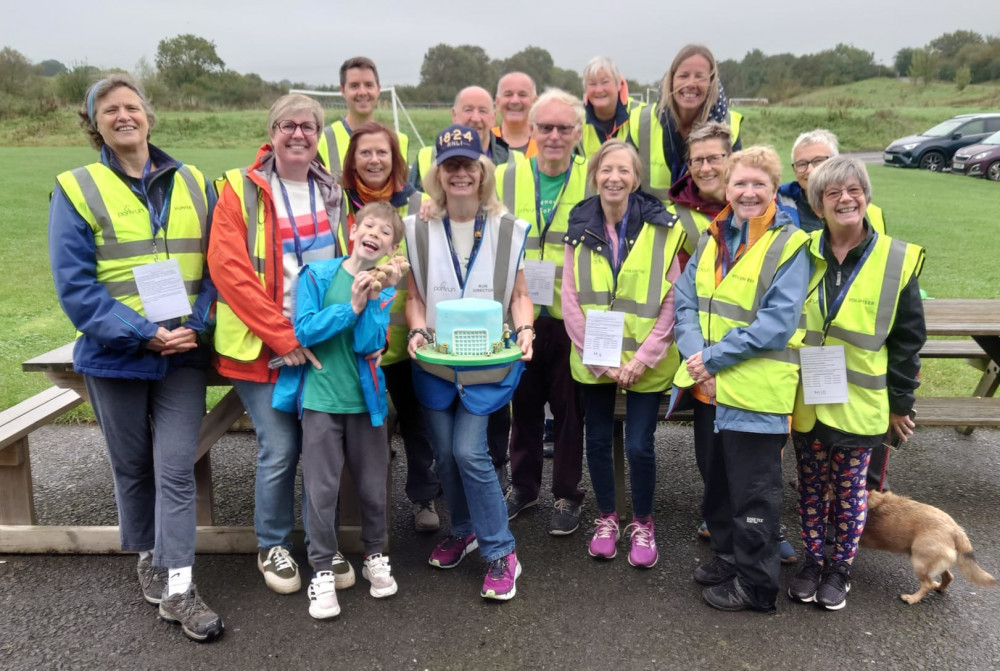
[302,265,367,414]
[535,159,569,226]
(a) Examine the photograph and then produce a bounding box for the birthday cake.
[434,298,504,356]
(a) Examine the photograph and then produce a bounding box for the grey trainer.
[158,584,224,642]
[137,556,167,605]
[549,498,582,535]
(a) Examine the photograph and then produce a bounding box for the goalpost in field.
[289,86,427,148]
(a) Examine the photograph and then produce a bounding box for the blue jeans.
[422,400,515,562]
[85,367,205,568]
[231,378,303,550]
[582,384,661,518]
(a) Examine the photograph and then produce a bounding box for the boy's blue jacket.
[272,257,394,426]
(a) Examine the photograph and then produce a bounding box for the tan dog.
[861,490,997,604]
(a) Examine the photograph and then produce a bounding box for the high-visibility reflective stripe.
[493,214,515,302]
[703,297,806,330]
[176,166,207,228]
[95,238,204,260]
[636,105,671,201]
[236,169,267,275]
[406,192,422,216]
[416,360,514,385]
[322,127,342,175]
[524,229,570,249]
[759,348,801,365]
[847,369,886,390]
[575,226,667,319]
[71,167,116,240]
[503,161,516,212]
[415,218,430,298]
[675,207,701,246]
[754,226,796,309]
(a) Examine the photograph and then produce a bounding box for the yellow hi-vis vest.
[673,224,810,414]
[792,231,924,435]
[668,203,713,256]
[495,154,589,320]
[580,113,635,159]
[342,190,426,366]
[211,168,273,362]
[317,119,410,178]
[629,103,743,204]
[568,221,686,392]
[56,163,208,322]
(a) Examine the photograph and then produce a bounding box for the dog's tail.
[955,529,998,587]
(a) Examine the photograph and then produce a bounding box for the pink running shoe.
[428,534,478,569]
[588,513,620,559]
[481,552,522,601]
[625,517,658,568]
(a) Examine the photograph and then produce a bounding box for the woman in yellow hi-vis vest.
[787,157,925,611]
[563,141,685,569]
[673,147,811,615]
[48,75,222,641]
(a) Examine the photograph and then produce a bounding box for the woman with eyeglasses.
[629,44,742,205]
[404,125,534,601]
[777,129,886,235]
[48,75,222,640]
[209,93,345,597]
[673,146,811,614]
[787,156,924,611]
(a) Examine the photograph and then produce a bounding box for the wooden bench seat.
[912,396,1000,427]
[1,386,84,524]
[919,340,989,359]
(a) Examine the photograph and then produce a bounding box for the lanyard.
[277,175,320,267]
[818,232,878,339]
[717,216,749,280]
[442,211,486,290]
[132,159,171,260]
[533,158,573,260]
[611,204,630,274]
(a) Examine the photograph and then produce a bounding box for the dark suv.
[883,113,1000,171]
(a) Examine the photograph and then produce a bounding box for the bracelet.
[515,324,536,340]
[407,328,432,343]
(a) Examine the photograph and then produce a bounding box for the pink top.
[562,222,681,380]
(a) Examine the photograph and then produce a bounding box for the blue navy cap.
[435,124,484,165]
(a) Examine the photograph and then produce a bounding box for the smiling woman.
[48,74,223,642]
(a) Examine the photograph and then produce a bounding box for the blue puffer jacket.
[272,257,394,426]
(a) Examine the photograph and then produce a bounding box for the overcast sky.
[5,1,999,89]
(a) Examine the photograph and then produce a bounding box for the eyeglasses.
[440,157,481,173]
[687,153,728,169]
[273,120,319,136]
[534,123,577,137]
[792,156,830,174]
[822,185,865,201]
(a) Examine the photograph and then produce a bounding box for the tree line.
[1,29,998,119]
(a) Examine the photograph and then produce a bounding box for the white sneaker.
[331,551,356,589]
[307,571,340,619]
[362,554,398,598]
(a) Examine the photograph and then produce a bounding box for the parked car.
[883,113,1000,171]
[951,130,1000,181]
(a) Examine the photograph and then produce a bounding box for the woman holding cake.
[404,124,533,601]
[562,140,685,568]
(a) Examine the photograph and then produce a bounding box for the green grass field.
[2,90,998,412]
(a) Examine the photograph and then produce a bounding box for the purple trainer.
[481,552,521,601]
[428,534,478,569]
[588,513,620,559]
[625,517,658,568]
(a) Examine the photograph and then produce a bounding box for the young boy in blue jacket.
[274,201,406,619]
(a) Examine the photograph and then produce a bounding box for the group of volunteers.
[48,43,925,641]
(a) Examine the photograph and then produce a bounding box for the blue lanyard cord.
[611,204,630,275]
[818,232,878,337]
[277,175,320,267]
[442,212,486,290]
[131,159,171,259]
[533,159,573,260]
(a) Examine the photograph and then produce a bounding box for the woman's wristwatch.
[515,324,536,340]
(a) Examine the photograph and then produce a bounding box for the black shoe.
[815,560,851,610]
[495,464,511,495]
[703,577,775,613]
[693,556,737,586]
[543,418,555,444]
[549,498,581,535]
[505,487,539,520]
[542,444,555,459]
[787,554,824,603]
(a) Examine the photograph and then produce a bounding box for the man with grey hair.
[496,88,588,535]
[410,85,515,190]
[777,129,885,234]
[493,72,538,157]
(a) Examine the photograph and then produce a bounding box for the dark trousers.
[509,316,585,504]
[487,405,511,469]
[693,399,785,609]
[867,441,890,491]
[383,359,442,503]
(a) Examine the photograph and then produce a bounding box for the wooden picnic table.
[1,343,379,553]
